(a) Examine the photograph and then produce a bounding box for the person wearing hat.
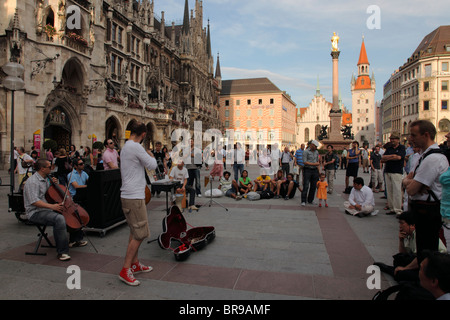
[301,140,320,206]
[381,132,406,216]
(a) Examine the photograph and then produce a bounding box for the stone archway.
[44,106,73,150]
[105,115,122,147]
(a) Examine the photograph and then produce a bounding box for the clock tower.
[351,37,376,146]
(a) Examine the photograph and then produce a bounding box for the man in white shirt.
[119,122,157,286]
[169,160,198,211]
[403,120,449,261]
[344,177,376,217]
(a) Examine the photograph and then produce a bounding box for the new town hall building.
[0,0,222,167]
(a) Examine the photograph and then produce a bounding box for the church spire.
[215,52,221,79]
[357,36,370,66]
[182,0,190,35]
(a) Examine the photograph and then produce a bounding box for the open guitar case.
[158,205,215,261]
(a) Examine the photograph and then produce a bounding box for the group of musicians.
[23,121,202,286]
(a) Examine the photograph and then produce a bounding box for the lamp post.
[2,62,25,195]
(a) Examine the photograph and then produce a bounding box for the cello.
[45,174,90,230]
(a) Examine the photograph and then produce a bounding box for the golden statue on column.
[331,32,340,52]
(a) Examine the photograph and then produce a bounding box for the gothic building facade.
[0,0,221,167]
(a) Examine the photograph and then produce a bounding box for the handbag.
[20,157,33,169]
[292,166,299,175]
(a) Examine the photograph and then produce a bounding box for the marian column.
[329,32,342,140]
[321,32,348,150]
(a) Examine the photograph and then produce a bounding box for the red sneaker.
[319,204,322,207]
[119,267,140,286]
[325,204,328,208]
[131,261,153,274]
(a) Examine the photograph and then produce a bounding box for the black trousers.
[411,200,442,262]
[301,167,319,203]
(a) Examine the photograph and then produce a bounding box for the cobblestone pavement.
[0,164,398,301]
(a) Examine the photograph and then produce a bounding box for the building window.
[425,64,432,77]
[236,110,240,117]
[443,62,449,72]
[225,110,229,118]
[424,100,430,111]
[118,27,123,45]
[225,121,229,128]
[235,120,240,127]
[246,120,251,127]
[247,99,251,105]
[225,100,229,106]
[442,81,449,91]
[442,101,448,110]
[236,100,240,106]
[424,81,430,91]
[270,98,274,104]
[258,99,263,104]
[111,54,116,73]
[258,120,262,127]
[247,109,251,117]
[112,23,117,42]
[305,128,309,142]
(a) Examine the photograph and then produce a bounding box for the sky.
[154,0,450,111]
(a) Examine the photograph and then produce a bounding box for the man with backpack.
[403,120,449,262]
[323,145,338,194]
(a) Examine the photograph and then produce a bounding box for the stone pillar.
[329,51,342,141]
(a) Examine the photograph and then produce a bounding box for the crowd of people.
[15,119,450,297]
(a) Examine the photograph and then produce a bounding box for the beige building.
[0,0,221,167]
[351,38,376,146]
[296,80,332,145]
[219,78,297,149]
[382,25,450,144]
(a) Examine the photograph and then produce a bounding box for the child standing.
[316,172,328,207]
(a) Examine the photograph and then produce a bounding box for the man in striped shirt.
[294,144,305,185]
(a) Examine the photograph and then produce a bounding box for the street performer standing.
[119,121,157,286]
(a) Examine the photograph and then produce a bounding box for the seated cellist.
[23,159,87,261]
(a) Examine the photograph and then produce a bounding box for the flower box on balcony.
[106,96,124,105]
[128,102,143,109]
[66,32,88,47]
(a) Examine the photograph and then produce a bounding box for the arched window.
[439,119,450,132]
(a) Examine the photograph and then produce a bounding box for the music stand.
[202,176,228,212]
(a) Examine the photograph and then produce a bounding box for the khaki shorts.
[121,198,150,241]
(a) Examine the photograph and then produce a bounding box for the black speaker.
[86,169,125,229]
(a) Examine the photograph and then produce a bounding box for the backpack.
[334,154,340,170]
[372,282,434,300]
[260,189,274,199]
[246,192,260,201]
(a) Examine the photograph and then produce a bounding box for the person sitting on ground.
[419,250,450,300]
[344,177,376,217]
[272,170,286,198]
[278,173,302,200]
[219,171,242,200]
[238,170,253,196]
[253,171,272,192]
[374,211,447,282]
